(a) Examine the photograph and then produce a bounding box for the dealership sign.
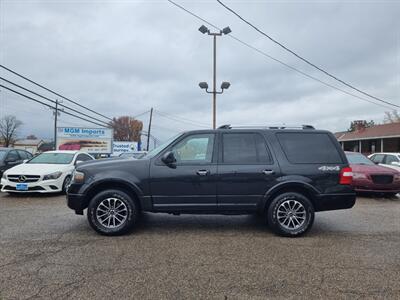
[112,142,139,156]
[56,127,113,153]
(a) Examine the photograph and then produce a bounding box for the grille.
[3,185,45,191]
[370,175,393,184]
[7,175,40,183]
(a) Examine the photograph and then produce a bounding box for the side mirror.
[161,151,176,166]
[23,159,29,163]
[391,161,400,166]
[75,160,83,166]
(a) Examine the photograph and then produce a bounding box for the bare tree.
[384,110,400,123]
[0,115,23,147]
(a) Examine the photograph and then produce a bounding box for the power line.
[155,109,210,127]
[154,109,210,128]
[0,77,111,127]
[216,0,399,109]
[166,0,396,110]
[0,64,114,121]
[0,84,108,127]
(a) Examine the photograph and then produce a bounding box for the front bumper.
[0,178,63,193]
[67,193,86,215]
[352,179,400,193]
[315,193,356,212]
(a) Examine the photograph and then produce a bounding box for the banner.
[56,127,113,153]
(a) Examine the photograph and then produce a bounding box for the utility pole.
[53,99,59,150]
[147,107,153,151]
[198,25,232,129]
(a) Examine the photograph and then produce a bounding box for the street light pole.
[198,25,231,129]
[212,34,217,129]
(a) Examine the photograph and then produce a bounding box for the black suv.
[67,126,356,237]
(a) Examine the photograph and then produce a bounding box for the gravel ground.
[0,192,399,299]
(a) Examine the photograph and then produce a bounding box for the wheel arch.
[84,180,143,212]
[261,182,318,212]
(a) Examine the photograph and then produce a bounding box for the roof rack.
[217,124,315,130]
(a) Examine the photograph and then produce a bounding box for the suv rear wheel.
[87,189,138,236]
[267,192,314,237]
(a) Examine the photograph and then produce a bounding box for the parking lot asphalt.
[0,193,399,299]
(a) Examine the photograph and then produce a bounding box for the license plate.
[16,183,28,191]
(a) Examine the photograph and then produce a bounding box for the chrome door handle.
[196,170,209,176]
[263,170,275,175]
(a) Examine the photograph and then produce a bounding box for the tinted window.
[385,155,399,164]
[6,150,19,161]
[76,154,93,162]
[277,133,342,164]
[171,134,214,163]
[17,150,28,159]
[222,133,271,164]
[370,154,384,163]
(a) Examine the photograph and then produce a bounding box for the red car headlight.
[394,174,400,181]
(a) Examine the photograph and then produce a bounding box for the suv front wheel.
[87,189,138,236]
[267,192,314,237]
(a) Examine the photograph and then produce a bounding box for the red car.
[345,151,400,196]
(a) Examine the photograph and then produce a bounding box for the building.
[335,122,400,155]
[13,139,44,154]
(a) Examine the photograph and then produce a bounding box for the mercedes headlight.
[43,171,62,181]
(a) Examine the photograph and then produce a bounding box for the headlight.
[72,170,85,183]
[1,172,6,180]
[394,174,400,181]
[353,172,368,179]
[43,171,62,181]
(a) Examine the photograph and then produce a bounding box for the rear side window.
[276,133,343,164]
[385,155,399,164]
[222,133,272,164]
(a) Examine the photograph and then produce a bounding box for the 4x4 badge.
[318,166,340,171]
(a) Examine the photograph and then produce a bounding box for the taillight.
[340,167,353,185]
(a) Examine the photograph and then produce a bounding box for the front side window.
[222,133,271,164]
[76,154,93,162]
[370,154,384,164]
[17,150,28,159]
[6,150,19,161]
[171,134,214,164]
[28,153,74,164]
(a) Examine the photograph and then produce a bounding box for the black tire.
[267,192,314,237]
[87,189,138,236]
[62,176,71,194]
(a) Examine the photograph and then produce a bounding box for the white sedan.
[0,151,94,193]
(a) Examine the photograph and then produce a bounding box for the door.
[217,132,280,211]
[150,133,217,211]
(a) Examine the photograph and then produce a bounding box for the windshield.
[28,153,74,164]
[346,153,375,165]
[0,150,6,160]
[143,134,182,159]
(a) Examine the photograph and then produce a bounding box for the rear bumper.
[315,193,356,212]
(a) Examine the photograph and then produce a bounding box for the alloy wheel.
[277,199,306,230]
[96,197,128,229]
